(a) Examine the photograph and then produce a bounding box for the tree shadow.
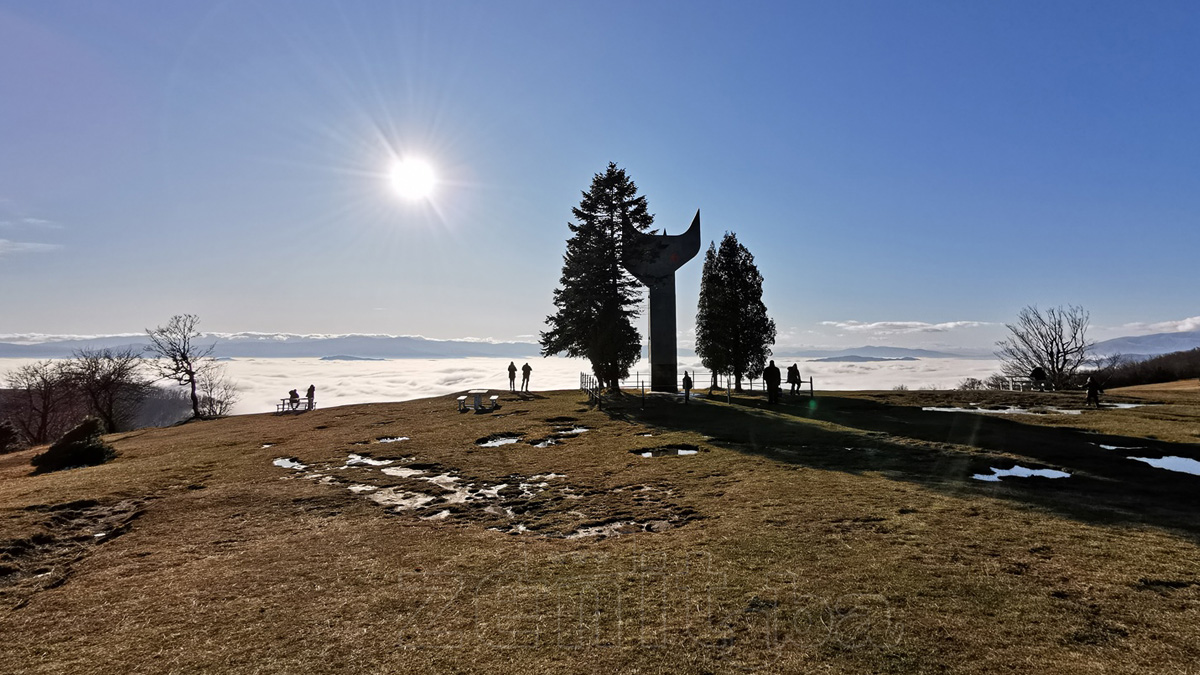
[610,393,1200,540]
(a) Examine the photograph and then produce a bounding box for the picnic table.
[276,398,315,413]
[457,389,499,412]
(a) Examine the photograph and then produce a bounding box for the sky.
[2,1,1199,353]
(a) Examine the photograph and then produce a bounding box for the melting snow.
[376,436,410,443]
[273,458,307,470]
[479,437,521,447]
[381,467,426,478]
[346,453,394,466]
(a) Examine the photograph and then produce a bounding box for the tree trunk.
[189,374,201,418]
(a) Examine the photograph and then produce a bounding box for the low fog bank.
[0,356,1003,416]
[223,356,1003,414]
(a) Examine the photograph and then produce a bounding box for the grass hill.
[2,385,1199,673]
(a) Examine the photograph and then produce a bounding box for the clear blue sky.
[2,1,1198,352]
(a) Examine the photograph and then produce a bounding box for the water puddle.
[261,444,274,449]
[1097,444,1146,451]
[1105,403,1148,409]
[924,406,1081,416]
[273,457,307,470]
[972,465,1071,482]
[1127,456,1200,476]
[376,436,410,443]
[634,444,701,458]
[476,434,523,447]
[529,438,559,448]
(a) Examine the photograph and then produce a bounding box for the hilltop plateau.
[2,385,1198,673]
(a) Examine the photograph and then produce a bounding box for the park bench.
[457,395,469,411]
[488,395,500,410]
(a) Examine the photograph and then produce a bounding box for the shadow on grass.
[607,391,1200,539]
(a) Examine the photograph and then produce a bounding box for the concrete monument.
[622,210,701,392]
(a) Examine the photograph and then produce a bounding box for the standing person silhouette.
[763,360,781,404]
[786,364,800,395]
[305,384,315,410]
[1084,376,1103,408]
[507,362,517,392]
[682,370,693,404]
[521,362,532,392]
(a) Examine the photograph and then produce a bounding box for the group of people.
[762,361,806,404]
[286,384,316,410]
[507,362,532,392]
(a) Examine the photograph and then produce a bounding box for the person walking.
[682,370,693,404]
[305,384,315,410]
[507,362,518,392]
[1084,376,1103,408]
[763,360,781,404]
[521,363,532,392]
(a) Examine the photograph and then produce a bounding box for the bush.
[31,418,115,473]
[0,419,22,455]
[957,378,986,391]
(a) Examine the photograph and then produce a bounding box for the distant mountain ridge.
[0,333,542,360]
[1093,330,1200,359]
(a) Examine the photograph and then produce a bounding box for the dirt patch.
[0,499,144,610]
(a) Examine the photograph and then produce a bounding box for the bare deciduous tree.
[995,305,1094,390]
[145,314,227,419]
[4,360,81,445]
[197,361,239,417]
[64,347,151,432]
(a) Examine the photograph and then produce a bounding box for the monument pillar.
[622,211,701,392]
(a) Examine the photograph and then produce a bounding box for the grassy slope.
[1,385,1198,674]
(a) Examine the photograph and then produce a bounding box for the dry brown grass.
[1,386,1198,673]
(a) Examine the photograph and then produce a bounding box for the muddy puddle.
[634,444,701,458]
[972,465,1071,482]
[1,499,144,610]
[1127,456,1200,476]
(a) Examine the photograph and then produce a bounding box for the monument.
[622,210,701,392]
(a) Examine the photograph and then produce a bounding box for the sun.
[388,158,436,200]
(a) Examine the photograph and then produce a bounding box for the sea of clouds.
[0,356,1002,416]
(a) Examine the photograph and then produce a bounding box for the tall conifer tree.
[694,232,776,391]
[541,163,653,392]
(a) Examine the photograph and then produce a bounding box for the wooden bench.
[488,395,500,410]
[456,395,468,412]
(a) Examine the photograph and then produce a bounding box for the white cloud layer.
[820,320,990,335]
[0,239,60,256]
[0,356,1004,416]
[1120,316,1200,334]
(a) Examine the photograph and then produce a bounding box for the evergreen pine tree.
[694,232,776,391]
[541,162,653,393]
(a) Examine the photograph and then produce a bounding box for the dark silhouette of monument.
[622,210,701,392]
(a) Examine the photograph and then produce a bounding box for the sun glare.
[389,158,436,201]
